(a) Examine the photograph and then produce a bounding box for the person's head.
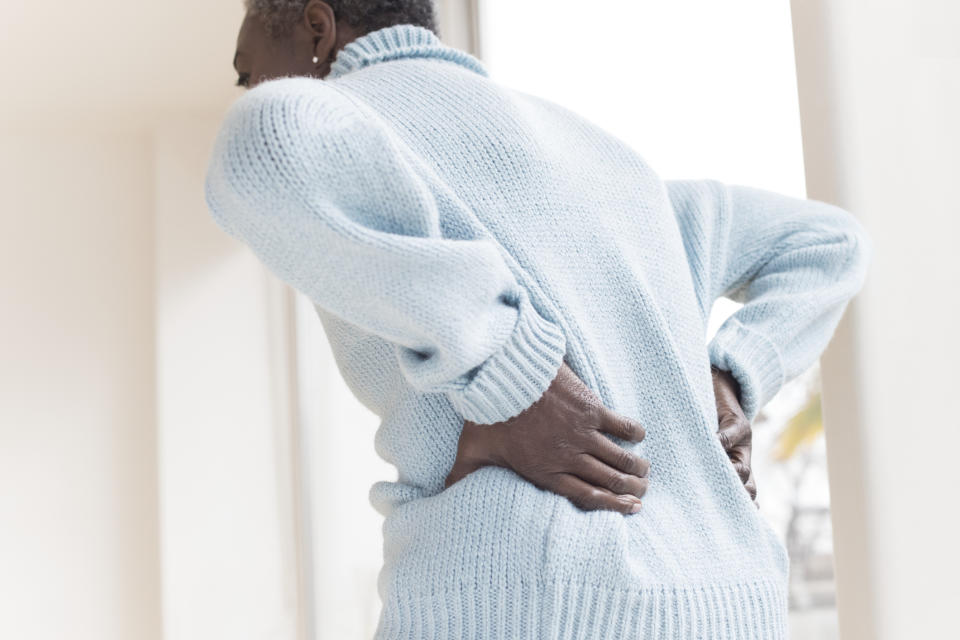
[233,0,438,90]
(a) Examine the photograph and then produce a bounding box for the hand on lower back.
[711,366,759,506]
[444,361,650,514]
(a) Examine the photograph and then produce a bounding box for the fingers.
[588,432,651,478]
[729,446,757,501]
[731,460,751,484]
[572,453,649,499]
[599,408,646,443]
[716,414,751,452]
[728,447,750,483]
[744,467,758,502]
[549,472,643,514]
[727,437,753,483]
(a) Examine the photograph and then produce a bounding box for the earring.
[312,55,319,64]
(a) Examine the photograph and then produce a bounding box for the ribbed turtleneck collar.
[328,23,488,80]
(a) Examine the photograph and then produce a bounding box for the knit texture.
[204,24,871,640]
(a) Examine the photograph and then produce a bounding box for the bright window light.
[479,0,807,197]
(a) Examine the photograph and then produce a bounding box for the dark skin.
[233,1,362,90]
[447,361,651,514]
[232,2,758,514]
[445,363,758,513]
[711,365,759,505]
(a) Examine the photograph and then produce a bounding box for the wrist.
[711,364,744,408]
[460,420,507,468]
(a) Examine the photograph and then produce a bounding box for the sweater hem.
[375,572,789,639]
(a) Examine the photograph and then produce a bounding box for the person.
[204,1,872,637]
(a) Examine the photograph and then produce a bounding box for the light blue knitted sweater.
[204,24,871,640]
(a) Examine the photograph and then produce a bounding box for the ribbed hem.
[375,573,789,639]
[328,24,489,80]
[708,318,784,421]
[447,294,567,425]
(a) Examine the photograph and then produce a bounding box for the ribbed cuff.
[707,318,784,421]
[447,294,566,425]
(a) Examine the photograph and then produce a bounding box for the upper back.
[321,34,710,417]
[329,54,703,329]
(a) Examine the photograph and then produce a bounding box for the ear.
[302,0,337,64]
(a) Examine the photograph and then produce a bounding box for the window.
[294,298,393,639]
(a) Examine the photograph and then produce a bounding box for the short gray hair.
[244,0,438,38]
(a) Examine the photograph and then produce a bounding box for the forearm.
[203,76,567,424]
[707,186,872,418]
[666,178,871,419]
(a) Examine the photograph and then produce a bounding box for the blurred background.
[1,1,957,639]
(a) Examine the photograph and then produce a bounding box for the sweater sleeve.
[203,77,567,425]
[664,179,872,420]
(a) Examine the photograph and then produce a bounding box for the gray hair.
[244,0,438,38]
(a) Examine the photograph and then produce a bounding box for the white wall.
[0,3,482,639]
[154,116,303,640]
[1,0,256,634]
[792,1,960,638]
[0,126,162,640]
[0,113,303,640]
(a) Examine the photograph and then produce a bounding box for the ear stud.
[312,56,319,63]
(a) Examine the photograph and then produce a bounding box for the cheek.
[264,44,315,79]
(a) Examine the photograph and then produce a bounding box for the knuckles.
[571,491,597,511]
[717,430,732,451]
[733,462,751,483]
[606,470,629,495]
[615,448,636,473]
[619,419,645,442]
[718,410,744,428]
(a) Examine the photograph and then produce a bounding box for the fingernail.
[629,501,642,513]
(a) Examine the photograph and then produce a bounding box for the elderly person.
[204,1,871,638]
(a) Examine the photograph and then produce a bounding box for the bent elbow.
[824,203,873,295]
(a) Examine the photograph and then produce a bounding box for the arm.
[203,77,566,425]
[206,78,650,513]
[665,179,872,420]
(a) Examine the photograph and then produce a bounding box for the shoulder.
[206,77,394,191]
[222,77,377,141]
[204,76,420,225]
